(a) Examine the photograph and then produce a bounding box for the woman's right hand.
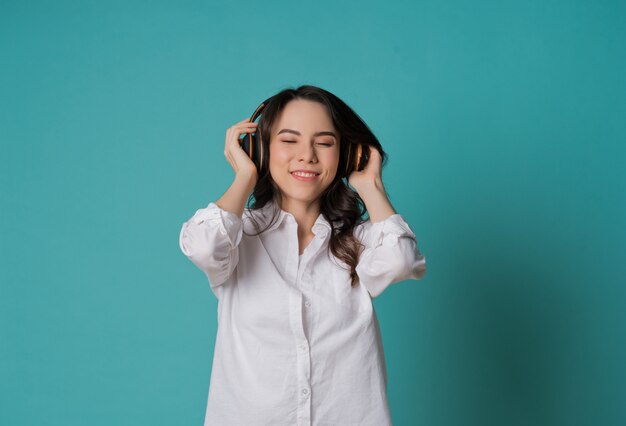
[224,118,259,181]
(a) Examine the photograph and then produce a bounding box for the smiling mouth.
[290,171,320,181]
[291,171,320,177]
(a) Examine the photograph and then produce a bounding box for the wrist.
[355,178,385,198]
[235,172,257,189]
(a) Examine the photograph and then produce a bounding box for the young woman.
[179,85,426,426]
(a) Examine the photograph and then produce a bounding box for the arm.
[179,117,259,292]
[349,149,427,298]
[354,212,426,298]
[215,172,257,218]
[179,173,256,288]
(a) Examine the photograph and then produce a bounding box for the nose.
[298,142,318,163]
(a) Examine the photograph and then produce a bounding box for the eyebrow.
[277,128,337,139]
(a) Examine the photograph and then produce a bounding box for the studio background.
[1,1,624,425]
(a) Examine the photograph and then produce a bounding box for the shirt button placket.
[296,305,311,425]
[293,242,312,425]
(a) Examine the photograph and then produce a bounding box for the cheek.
[322,150,341,171]
[268,147,293,176]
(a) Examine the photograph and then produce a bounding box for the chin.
[280,187,323,202]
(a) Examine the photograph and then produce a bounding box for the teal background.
[1,0,624,425]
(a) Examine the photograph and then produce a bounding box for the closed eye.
[282,140,334,147]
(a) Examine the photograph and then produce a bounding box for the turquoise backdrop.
[1,1,624,425]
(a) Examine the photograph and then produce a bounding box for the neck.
[278,197,321,235]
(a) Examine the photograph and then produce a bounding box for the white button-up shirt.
[179,198,426,426]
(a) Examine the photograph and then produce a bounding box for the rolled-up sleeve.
[179,202,243,288]
[355,214,426,299]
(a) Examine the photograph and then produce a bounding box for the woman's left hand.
[348,146,384,195]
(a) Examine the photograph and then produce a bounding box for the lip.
[290,171,320,182]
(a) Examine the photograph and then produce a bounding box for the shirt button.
[301,388,309,395]
[299,344,307,351]
[304,300,311,308]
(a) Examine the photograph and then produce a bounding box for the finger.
[234,124,258,134]
[227,121,257,134]
[369,148,382,164]
[237,122,258,129]
[228,126,254,140]
[236,120,258,125]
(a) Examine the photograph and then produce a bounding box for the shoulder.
[241,207,281,235]
[353,218,374,245]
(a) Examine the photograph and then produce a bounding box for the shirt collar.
[245,198,332,236]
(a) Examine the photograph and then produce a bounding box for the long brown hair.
[243,84,389,287]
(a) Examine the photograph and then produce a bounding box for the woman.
[179,85,426,426]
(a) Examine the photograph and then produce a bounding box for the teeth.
[292,172,318,177]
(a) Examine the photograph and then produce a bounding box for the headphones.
[240,96,370,177]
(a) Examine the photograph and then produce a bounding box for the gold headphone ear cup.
[259,131,264,173]
[249,132,254,160]
[247,96,273,174]
[354,144,363,171]
[345,143,352,175]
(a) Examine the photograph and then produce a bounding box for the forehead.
[273,99,334,132]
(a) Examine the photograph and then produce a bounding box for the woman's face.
[269,99,340,207]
